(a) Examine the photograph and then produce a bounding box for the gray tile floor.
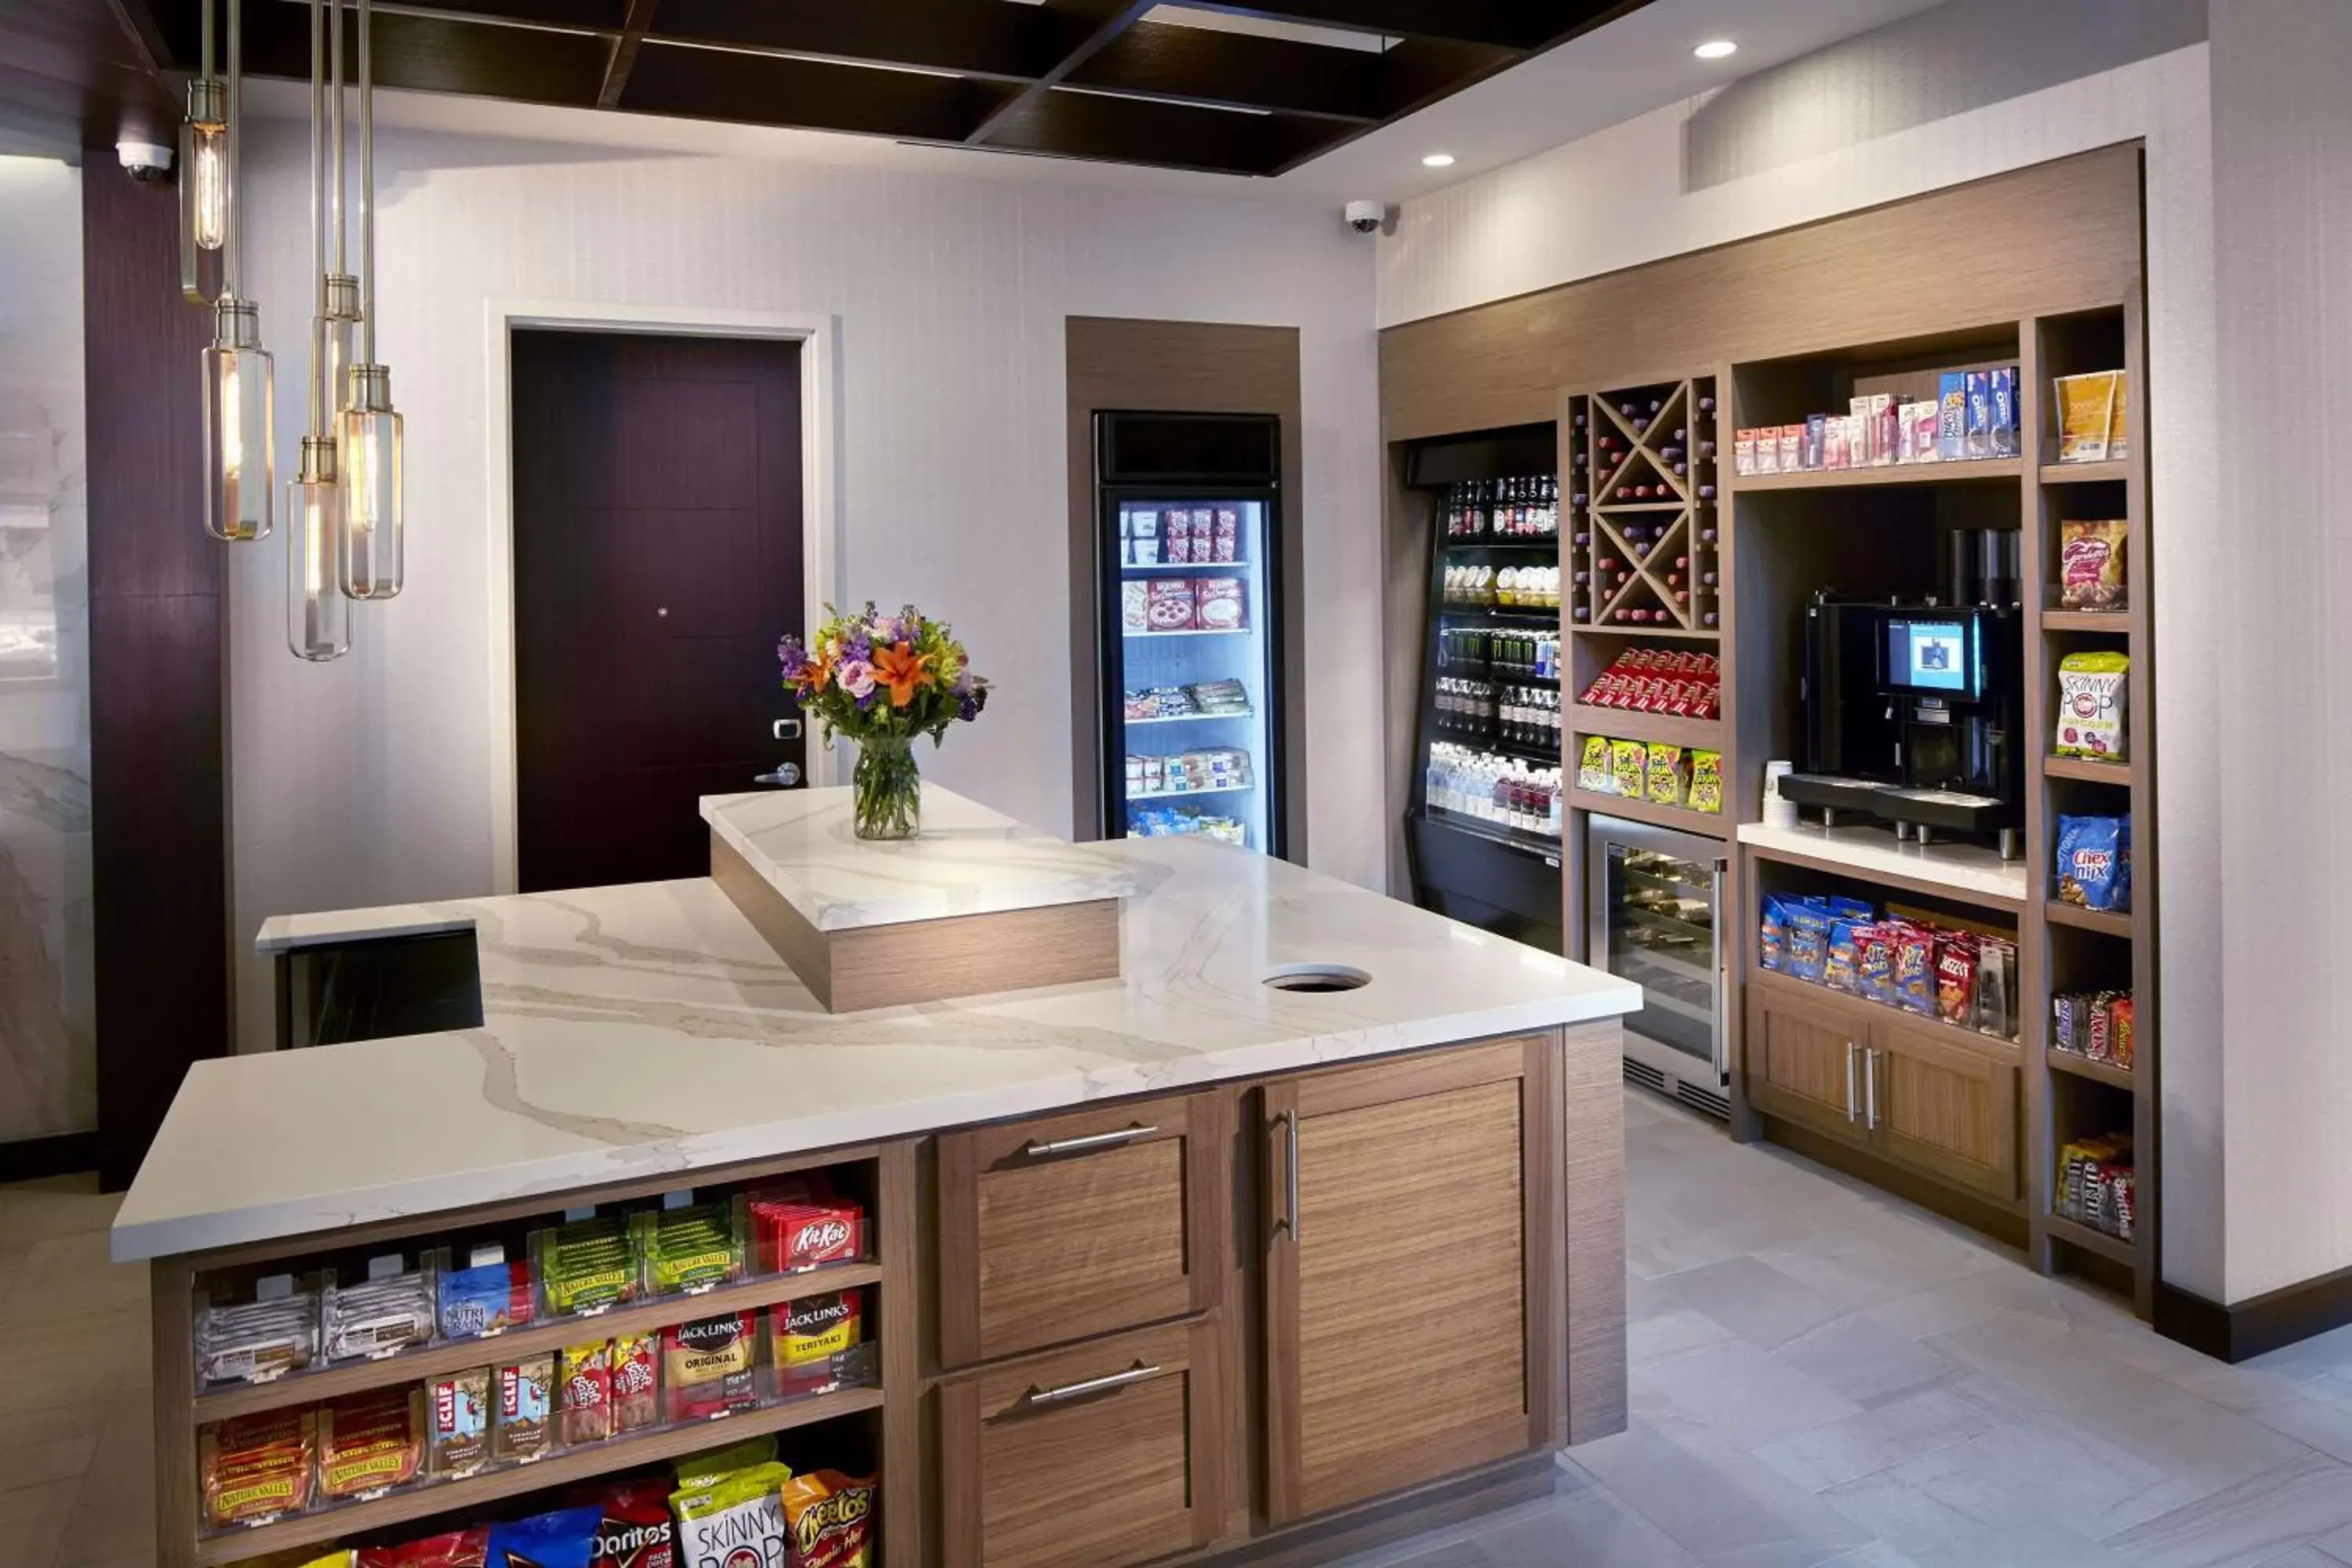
[1336,1090,2352,1568]
[11,1091,2352,1568]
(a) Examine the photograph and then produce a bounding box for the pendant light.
[179,0,227,300]
[289,0,348,660]
[338,0,403,600]
[200,0,274,543]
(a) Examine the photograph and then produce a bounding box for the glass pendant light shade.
[203,298,274,542]
[338,363,402,598]
[321,274,359,414]
[179,78,228,299]
[289,437,350,659]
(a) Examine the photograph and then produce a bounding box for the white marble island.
[122,789,1639,1568]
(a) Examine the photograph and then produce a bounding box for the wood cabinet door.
[936,1091,1230,1368]
[1867,1016,2021,1202]
[938,1316,1222,1568]
[1262,1036,1556,1526]
[1744,981,1865,1144]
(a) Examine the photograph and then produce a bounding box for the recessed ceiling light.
[1422,153,1456,168]
[1693,39,1737,60]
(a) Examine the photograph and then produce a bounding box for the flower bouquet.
[778,603,989,840]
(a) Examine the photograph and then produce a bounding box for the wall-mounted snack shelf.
[1567,704,1720,751]
[2041,459,2130,485]
[2041,611,2130,633]
[1748,966,2019,1058]
[190,1385,887,1566]
[2045,900,2133,939]
[2044,1212,2134,1267]
[2042,755,2133,785]
[2049,1051,2135,1091]
[1735,822,2027,913]
[1567,787,1726,839]
[192,1258,885,1422]
[1733,457,2024,492]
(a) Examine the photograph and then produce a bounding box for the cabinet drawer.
[1744,978,1864,1145]
[936,1091,1229,1367]
[939,1317,1223,1568]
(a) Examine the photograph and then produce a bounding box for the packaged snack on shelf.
[1824,919,1861,994]
[1214,507,1240,563]
[1644,744,1686,806]
[1610,739,1646,800]
[771,1290,863,1399]
[1577,736,1612,796]
[1936,372,1968,461]
[2055,814,2131,911]
[199,1408,317,1528]
[2111,994,2136,1068]
[1933,933,1978,1028]
[1120,581,1149,633]
[1758,897,1789,973]
[1874,393,1900,466]
[662,1312,760,1422]
[317,1385,425,1501]
[631,1198,745,1298]
[1688,750,1722,815]
[1965,372,1993,459]
[1194,577,1246,631]
[1991,367,2019,456]
[2057,519,2128,611]
[1905,399,1940,464]
[1822,418,1848,470]
[1785,902,1830,984]
[2051,993,2086,1056]
[2054,652,2129,761]
[674,1434,779,1490]
[672,1462,793,1568]
[436,1243,534,1341]
[1975,936,2016,1040]
[1802,412,1825,470]
[781,1471,877,1568]
[2054,371,2125,462]
[1777,425,1802,473]
[1892,924,1936,1014]
[195,1276,320,1387]
[492,1353,554,1464]
[610,1332,660,1433]
[1164,519,1190,564]
[575,1479,675,1568]
[535,1216,638,1318]
[558,1341,613,1446]
[426,1366,492,1479]
[1145,577,1196,630]
[1856,924,1896,1007]
[1733,430,1756,475]
[361,1529,489,1568]
[323,1256,436,1363]
[486,1505,601,1568]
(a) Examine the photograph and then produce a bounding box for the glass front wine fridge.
[1586,814,1729,1119]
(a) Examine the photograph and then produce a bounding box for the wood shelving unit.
[2042,754,2134,786]
[1566,703,1721,751]
[2049,1050,2135,1091]
[1565,787,1726,839]
[1733,456,2024,492]
[1567,376,1720,634]
[2045,898,2134,939]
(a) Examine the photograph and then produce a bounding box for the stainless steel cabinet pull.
[1277,1109,1300,1242]
[1864,1047,1880,1131]
[1026,1363,1163,1406]
[1844,1042,1858,1123]
[1021,1123,1157,1159]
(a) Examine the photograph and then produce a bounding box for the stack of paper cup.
[1762,760,1798,829]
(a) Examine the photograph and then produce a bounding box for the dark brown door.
[512,330,804,891]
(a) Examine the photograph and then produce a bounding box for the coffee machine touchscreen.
[1887,619,1970,695]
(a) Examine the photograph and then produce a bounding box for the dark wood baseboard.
[0,1131,98,1183]
[2156,1269,2352,1363]
[1759,1116,2031,1253]
[1203,1450,1563,1567]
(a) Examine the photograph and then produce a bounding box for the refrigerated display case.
[1094,412,1285,857]
[1401,423,1565,953]
[1586,813,1730,1118]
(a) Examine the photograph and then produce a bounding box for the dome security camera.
[117,140,173,183]
[1344,200,1385,235]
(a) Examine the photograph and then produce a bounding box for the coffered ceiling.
[74,0,1659,176]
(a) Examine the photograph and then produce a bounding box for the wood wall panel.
[1065,318,1305,858]
[1377,145,2145,443]
[81,165,230,1191]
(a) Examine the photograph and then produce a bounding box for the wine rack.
[1568,376,1720,632]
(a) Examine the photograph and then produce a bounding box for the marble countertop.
[1737,820,2030,906]
[699,786,1139,932]
[117,838,1639,1262]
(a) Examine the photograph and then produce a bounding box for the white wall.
[2207,0,2352,1304]
[224,130,1381,1054]
[0,157,95,1145]
[1377,27,2230,1300]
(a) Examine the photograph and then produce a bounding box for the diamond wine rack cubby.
[1568,377,1721,632]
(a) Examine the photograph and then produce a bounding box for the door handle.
[1844,1042,1858,1123]
[1025,1362,1163,1407]
[753,762,801,787]
[1864,1047,1880,1131]
[1019,1123,1157,1159]
[1271,1109,1300,1243]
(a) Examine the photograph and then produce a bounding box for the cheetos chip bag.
[782,1470,876,1568]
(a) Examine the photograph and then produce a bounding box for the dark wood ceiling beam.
[621,39,1015,143]
[595,0,652,107]
[962,0,1156,147]
[978,86,1341,176]
[647,0,1060,82]
[236,3,608,102]
[103,0,173,75]
[1064,17,1380,122]
[1163,0,1553,50]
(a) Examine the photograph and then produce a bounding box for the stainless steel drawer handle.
[1864,1047,1880,1131]
[1021,1123,1158,1158]
[1026,1363,1163,1406]
[1844,1042,1858,1124]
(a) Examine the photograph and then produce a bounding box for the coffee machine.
[1780,528,2025,857]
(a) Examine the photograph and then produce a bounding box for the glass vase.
[852,736,921,840]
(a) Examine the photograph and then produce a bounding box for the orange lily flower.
[803,654,833,694]
[873,641,935,708]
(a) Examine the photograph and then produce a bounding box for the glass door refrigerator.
[1094,412,1286,857]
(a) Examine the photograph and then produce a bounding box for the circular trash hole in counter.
[1261,963,1372,994]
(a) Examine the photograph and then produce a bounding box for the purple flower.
[777,634,810,681]
[840,633,873,666]
[873,613,909,648]
[958,696,978,723]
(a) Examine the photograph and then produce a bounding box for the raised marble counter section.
[118,837,1638,1261]
[699,785,1138,932]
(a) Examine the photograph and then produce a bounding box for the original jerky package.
[782,1471,877,1568]
[662,1312,760,1422]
